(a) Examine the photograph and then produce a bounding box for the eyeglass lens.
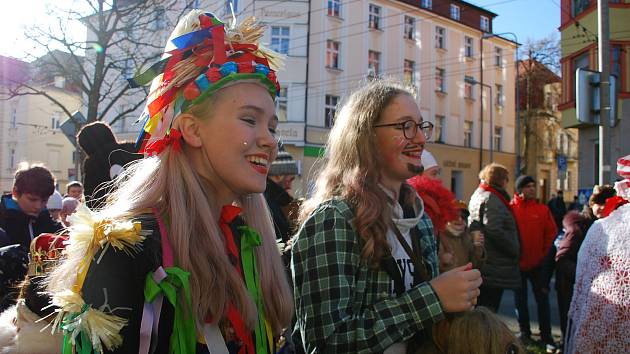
[403,121,433,140]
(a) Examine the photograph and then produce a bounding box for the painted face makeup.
[374,94,426,190]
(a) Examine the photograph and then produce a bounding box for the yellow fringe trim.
[66,205,145,293]
[51,290,127,354]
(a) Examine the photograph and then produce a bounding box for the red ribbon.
[602,195,628,218]
[144,129,182,156]
[216,205,255,354]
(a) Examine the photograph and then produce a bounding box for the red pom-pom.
[183,82,201,100]
[206,68,222,82]
[237,62,254,73]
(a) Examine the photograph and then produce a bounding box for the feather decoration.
[226,16,285,71]
[50,290,127,354]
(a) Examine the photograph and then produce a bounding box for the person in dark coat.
[555,211,589,342]
[468,163,520,312]
[0,164,62,249]
[76,121,142,210]
[547,190,567,229]
[0,164,62,312]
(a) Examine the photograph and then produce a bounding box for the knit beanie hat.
[269,150,299,176]
[515,175,535,192]
[46,190,63,210]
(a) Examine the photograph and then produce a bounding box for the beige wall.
[0,86,81,194]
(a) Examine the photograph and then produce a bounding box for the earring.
[243,141,248,146]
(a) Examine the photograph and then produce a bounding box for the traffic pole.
[598,0,611,185]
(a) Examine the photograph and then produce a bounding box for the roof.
[455,0,498,17]
[0,55,30,86]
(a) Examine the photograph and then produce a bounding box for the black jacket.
[263,178,295,243]
[0,194,62,249]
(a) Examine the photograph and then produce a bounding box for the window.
[495,47,503,67]
[421,0,432,9]
[493,126,502,151]
[465,36,474,58]
[328,0,341,17]
[496,84,504,106]
[123,58,134,79]
[572,0,590,17]
[435,26,446,49]
[480,16,490,32]
[271,26,290,55]
[464,76,475,99]
[326,40,340,69]
[368,50,381,76]
[464,121,473,147]
[153,6,166,30]
[276,87,288,122]
[225,0,238,14]
[435,115,445,143]
[116,116,127,133]
[404,16,415,40]
[9,148,15,170]
[404,60,415,85]
[436,67,445,92]
[612,46,623,93]
[10,108,17,129]
[48,150,60,171]
[51,112,61,130]
[450,4,460,20]
[54,76,65,89]
[325,94,340,127]
[368,4,381,30]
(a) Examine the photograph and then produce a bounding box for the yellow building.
[0,55,82,194]
[300,0,518,200]
[559,0,630,188]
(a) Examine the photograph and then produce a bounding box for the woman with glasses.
[291,80,482,353]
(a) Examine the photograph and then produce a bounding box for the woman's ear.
[177,114,203,148]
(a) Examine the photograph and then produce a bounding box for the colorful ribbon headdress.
[128,10,284,154]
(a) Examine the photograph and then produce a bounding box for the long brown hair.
[299,80,416,266]
[49,97,293,335]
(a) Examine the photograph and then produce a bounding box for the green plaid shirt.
[291,198,444,354]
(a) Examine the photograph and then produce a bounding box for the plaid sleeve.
[291,203,444,354]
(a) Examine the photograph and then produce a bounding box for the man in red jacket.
[510,175,558,349]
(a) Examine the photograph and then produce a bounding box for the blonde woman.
[291,81,482,353]
[47,10,292,354]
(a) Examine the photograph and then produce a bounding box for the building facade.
[0,55,82,194]
[302,0,518,200]
[94,0,517,200]
[559,0,630,189]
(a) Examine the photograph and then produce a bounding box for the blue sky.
[469,0,561,44]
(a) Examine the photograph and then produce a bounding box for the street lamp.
[470,79,493,163]
[480,32,520,175]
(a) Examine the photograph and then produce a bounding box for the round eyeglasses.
[374,120,434,140]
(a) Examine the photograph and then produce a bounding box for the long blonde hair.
[49,99,293,335]
[299,80,416,266]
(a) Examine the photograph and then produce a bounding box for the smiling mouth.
[246,155,269,174]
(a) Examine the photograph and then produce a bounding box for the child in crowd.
[439,201,486,273]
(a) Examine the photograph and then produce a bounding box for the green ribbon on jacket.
[238,226,271,354]
[144,266,196,354]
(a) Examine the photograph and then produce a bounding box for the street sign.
[577,188,593,207]
[576,68,617,127]
[557,155,567,172]
[59,111,87,147]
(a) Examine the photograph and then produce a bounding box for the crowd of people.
[0,9,628,354]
